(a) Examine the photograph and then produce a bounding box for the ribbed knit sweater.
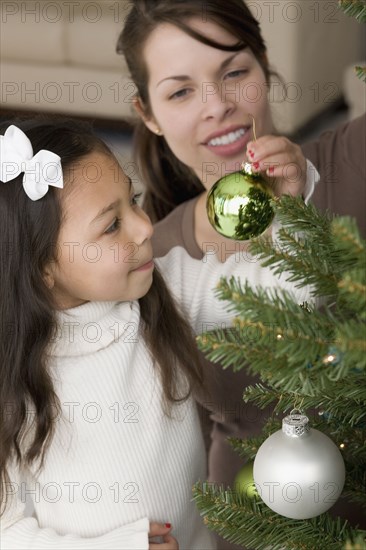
[1,300,215,550]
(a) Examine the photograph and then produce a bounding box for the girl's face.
[141,19,273,189]
[47,151,154,310]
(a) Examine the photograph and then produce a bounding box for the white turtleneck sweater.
[1,300,215,550]
[2,228,311,550]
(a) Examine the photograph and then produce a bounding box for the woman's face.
[141,18,273,189]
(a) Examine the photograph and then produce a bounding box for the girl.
[0,117,214,549]
[116,0,319,496]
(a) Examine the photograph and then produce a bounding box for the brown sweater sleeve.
[301,114,366,238]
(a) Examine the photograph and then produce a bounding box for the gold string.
[250,115,257,141]
[241,115,257,172]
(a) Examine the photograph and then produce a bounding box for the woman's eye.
[225,69,248,79]
[105,217,121,234]
[169,88,190,100]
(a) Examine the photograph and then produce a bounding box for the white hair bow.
[0,125,63,201]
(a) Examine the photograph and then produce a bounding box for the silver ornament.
[253,411,345,519]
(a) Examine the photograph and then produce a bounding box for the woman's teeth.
[208,128,246,146]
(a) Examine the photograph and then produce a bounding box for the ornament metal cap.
[241,161,258,175]
[282,410,310,438]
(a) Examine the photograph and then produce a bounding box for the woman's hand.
[246,135,307,197]
[149,522,179,550]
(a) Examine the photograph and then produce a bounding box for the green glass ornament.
[234,460,259,499]
[206,162,275,240]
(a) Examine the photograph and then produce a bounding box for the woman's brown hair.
[0,116,204,514]
[117,0,270,222]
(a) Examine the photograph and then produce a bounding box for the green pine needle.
[339,0,366,23]
[193,482,364,549]
[344,533,366,549]
[241,384,366,429]
[355,65,366,82]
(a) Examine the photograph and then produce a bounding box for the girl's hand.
[246,135,307,197]
[149,522,179,550]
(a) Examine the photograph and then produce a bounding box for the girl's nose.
[130,207,154,247]
[201,81,236,121]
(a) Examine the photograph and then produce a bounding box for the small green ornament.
[234,460,259,499]
[206,162,275,240]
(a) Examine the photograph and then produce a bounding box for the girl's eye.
[131,192,142,206]
[104,194,142,234]
[105,217,121,234]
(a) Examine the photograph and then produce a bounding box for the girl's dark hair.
[0,116,204,514]
[117,0,270,222]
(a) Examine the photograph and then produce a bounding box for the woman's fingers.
[247,135,293,159]
[246,135,307,196]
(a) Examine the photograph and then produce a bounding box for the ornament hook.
[242,115,258,173]
[290,408,305,416]
[250,114,257,142]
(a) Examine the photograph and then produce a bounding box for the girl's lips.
[132,259,154,272]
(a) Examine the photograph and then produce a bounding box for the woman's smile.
[201,124,252,157]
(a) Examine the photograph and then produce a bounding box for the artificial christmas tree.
[193,195,366,548]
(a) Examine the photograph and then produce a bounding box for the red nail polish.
[269,166,274,174]
[253,161,260,170]
[165,523,171,529]
[248,150,255,158]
